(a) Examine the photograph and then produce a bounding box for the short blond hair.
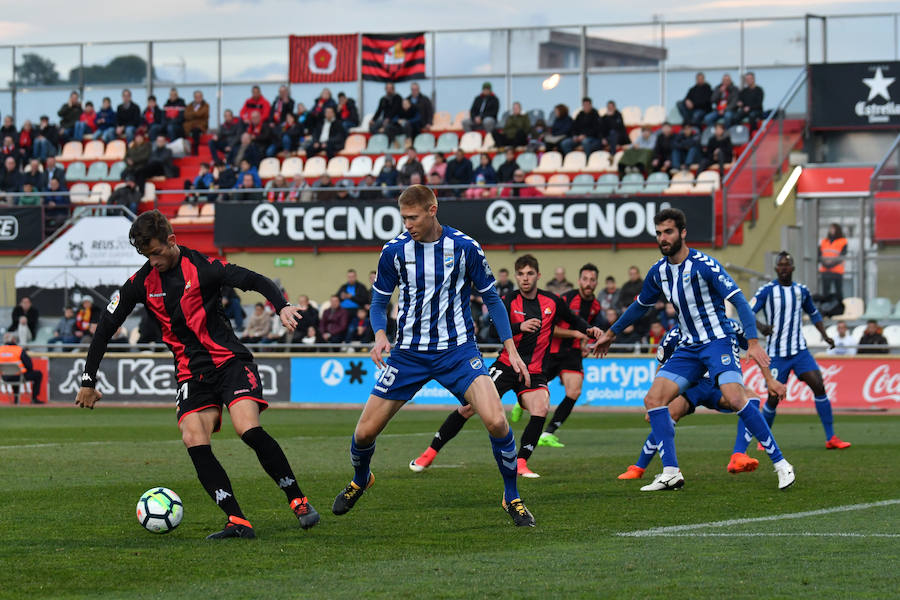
[398,184,437,208]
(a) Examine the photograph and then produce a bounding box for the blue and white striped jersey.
[751,281,822,357]
[636,248,741,346]
[657,318,749,366]
[371,226,495,351]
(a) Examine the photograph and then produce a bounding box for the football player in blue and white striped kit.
[593,208,795,491]
[331,185,536,527]
[736,251,851,450]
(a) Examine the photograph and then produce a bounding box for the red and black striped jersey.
[82,246,288,385]
[498,289,591,374]
[550,289,602,354]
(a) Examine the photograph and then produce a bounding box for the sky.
[0,0,897,45]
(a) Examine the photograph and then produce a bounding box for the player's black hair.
[129,209,173,252]
[775,251,794,264]
[579,263,599,277]
[654,208,687,232]
[514,254,540,273]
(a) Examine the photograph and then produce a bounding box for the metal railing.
[870,132,900,194]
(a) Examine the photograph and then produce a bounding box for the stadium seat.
[618,172,644,194]
[435,132,459,153]
[560,151,587,173]
[420,153,435,173]
[89,182,112,204]
[728,124,751,145]
[628,128,643,145]
[414,133,436,154]
[644,171,670,193]
[609,150,624,173]
[258,157,280,179]
[546,173,570,195]
[883,325,900,347]
[861,297,892,320]
[834,297,864,321]
[459,131,483,153]
[694,170,721,192]
[69,182,91,204]
[348,155,373,177]
[450,111,468,131]
[467,154,480,170]
[391,134,408,150]
[534,151,563,173]
[60,141,83,160]
[350,113,373,134]
[567,173,595,195]
[371,155,387,175]
[667,105,683,125]
[339,134,367,156]
[197,202,215,224]
[480,132,498,152]
[326,156,349,178]
[82,140,105,160]
[65,161,87,181]
[892,300,900,319]
[525,173,546,193]
[621,106,642,126]
[142,181,156,201]
[363,134,389,155]
[516,152,538,173]
[431,111,452,131]
[594,173,620,195]
[802,324,824,345]
[666,171,695,194]
[642,105,666,126]
[103,140,126,160]
[303,156,327,177]
[85,161,108,180]
[280,156,303,177]
[105,161,126,181]
[585,151,612,172]
[170,203,200,225]
[491,153,506,171]
[527,108,545,124]
[700,127,715,146]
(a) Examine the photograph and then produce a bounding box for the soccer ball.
[136,487,184,534]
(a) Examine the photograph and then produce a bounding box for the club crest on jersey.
[544,307,552,315]
[106,290,120,314]
[721,354,731,365]
[469,358,483,370]
[184,279,192,290]
[682,272,692,283]
[482,258,493,278]
[444,255,454,269]
[718,274,734,289]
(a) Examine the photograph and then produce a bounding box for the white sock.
[662,466,680,475]
[773,458,789,469]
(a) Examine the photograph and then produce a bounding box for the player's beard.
[658,236,682,257]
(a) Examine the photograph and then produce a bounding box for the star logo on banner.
[347,361,367,384]
[862,67,895,102]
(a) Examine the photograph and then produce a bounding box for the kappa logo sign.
[0,215,18,240]
[250,203,402,241]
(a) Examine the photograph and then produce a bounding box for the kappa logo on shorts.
[470,358,483,370]
[721,354,732,365]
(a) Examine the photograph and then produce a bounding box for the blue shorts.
[657,337,742,393]
[370,342,489,403]
[770,349,819,383]
[682,377,730,414]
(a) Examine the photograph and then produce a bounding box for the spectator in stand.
[616,266,643,311]
[288,295,319,343]
[736,71,765,130]
[677,72,713,127]
[545,105,573,151]
[239,85,270,124]
[18,183,40,206]
[561,97,602,156]
[598,276,620,311]
[429,151,447,180]
[495,268,515,297]
[500,169,541,198]
[17,121,33,163]
[75,297,98,341]
[335,92,360,131]
[492,101,530,149]
[602,100,628,156]
[818,223,847,301]
[703,73,739,128]
[1,136,17,164]
[249,110,279,157]
[79,101,98,139]
[651,122,675,173]
[58,91,84,142]
[296,325,324,350]
[0,332,44,401]
[234,173,260,202]
[307,87,336,132]
[671,123,701,171]
[407,82,433,131]
[398,148,425,186]
[108,89,141,143]
[858,320,889,354]
[527,118,547,152]
[123,132,151,182]
[261,308,288,345]
[647,321,667,349]
[95,97,116,140]
[619,125,656,176]
[697,121,733,174]
[220,286,245,330]
[546,267,573,296]
[392,97,421,142]
[496,148,519,183]
[471,152,497,186]
[137,135,177,186]
[304,106,346,159]
[345,307,374,344]
[234,158,261,189]
[445,148,473,197]
[183,90,209,156]
[336,179,355,201]
[10,296,39,340]
[33,116,59,161]
[279,112,305,154]
[108,174,141,214]
[208,109,243,163]
[142,95,165,141]
[370,82,402,137]
[269,85,295,126]
[23,158,43,190]
[227,132,261,170]
[375,154,399,196]
[0,156,23,199]
[321,295,350,344]
[48,306,79,345]
[240,303,271,343]
[265,174,289,202]
[337,269,370,318]
[462,82,499,133]
[312,173,336,202]
[0,115,15,140]
[827,322,856,356]
[44,156,66,187]
[163,87,186,140]
[44,177,69,231]
[357,173,380,200]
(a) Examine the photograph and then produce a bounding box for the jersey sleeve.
[371,247,399,296]
[81,274,143,387]
[704,259,741,301]
[636,266,662,306]
[750,285,769,313]
[801,286,823,324]
[465,242,497,294]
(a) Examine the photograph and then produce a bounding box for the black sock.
[519,415,546,461]
[187,445,244,519]
[430,409,470,452]
[241,426,304,501]
[545,396,578,434]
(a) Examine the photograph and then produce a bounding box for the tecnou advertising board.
[214,195,714,248]
[0,206,43,251]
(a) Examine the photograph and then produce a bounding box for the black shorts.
[544,351,584,382]
[488,360,548,402]
[175,360,267,432]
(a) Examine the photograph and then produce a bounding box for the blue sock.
[635,433,659,469]
[350,436,375,487]
[762,402,777,428]
[489,430,519,503]
[648,407,678,469]
[738,401,783,464]
[814,395,835,439]
[733,398,758,453]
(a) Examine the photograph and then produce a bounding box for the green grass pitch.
[1,407,898,599]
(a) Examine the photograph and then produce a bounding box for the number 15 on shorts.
[376,366,399,390]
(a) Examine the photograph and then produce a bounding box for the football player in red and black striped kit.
[75,210,318,539]
[535,263,603,448]
[409,254,601,478]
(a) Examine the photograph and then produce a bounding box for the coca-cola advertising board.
[742,358,900,410]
